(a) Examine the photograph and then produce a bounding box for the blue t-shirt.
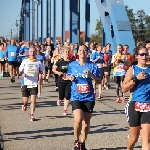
[91,51,104,70]
[131,65,150,102]
[0,50,5,60]
[19,46,29,61]
[36,53,45,63]
[5,45,19,61]
[106,50,112,65]
[67,61,100,102]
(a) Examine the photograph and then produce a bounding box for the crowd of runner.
[0,38,150,150]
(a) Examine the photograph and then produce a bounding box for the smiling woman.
[122,46,150,150]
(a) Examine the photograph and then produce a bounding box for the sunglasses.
[138,53,149,56]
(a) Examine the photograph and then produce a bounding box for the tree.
[136,10,146,40]
[145,15,150,39]
[90,18,103,44]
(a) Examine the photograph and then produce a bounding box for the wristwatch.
[132,76,138,83]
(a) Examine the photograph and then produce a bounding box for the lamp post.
[15,20,20,41]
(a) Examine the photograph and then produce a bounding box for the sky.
[0,0,150,40]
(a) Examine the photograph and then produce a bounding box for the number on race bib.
[77,84,90,93]
[0,58,4,61]
[97,63,102,68]
[135,102,150,112]
[11,52,15,56]
[27,84,37,88]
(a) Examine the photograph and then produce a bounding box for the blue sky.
[0,0,150,40]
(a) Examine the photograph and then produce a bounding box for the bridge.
[0,76,142,150]
[19,0,135,54]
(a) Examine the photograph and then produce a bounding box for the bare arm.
[122,67,135,93]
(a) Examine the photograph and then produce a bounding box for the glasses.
[138,53,148,56]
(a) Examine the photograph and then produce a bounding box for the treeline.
[90,5,150,44]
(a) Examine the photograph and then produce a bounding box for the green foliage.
[90,18,103,44]
[125,5,150,43]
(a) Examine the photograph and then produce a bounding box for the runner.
[5,39,20,83]
[91,44,104,99]
[122,46,150,150]
[66,44,101,150]
[19,46,45,121]
[0,43,5,79]
[36,45,46,98]
[111,44,127,103]
[52,46,72,115]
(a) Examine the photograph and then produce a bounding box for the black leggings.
[57,82,71,100]
[54,74,58,87]
[114,76,125,97]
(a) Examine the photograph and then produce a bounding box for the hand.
[22,73,27,77]
[84,69,92,76]
[69,75,75,81]
[97,56,101,60]
[57,72,63,76]
[136,71,147,80]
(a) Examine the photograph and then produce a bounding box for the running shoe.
[22,105,27,111]
[57,100,62,106]
[74,141,80,150]
[80,143,87,150]
[30,114,35,121]
[98,94,103,99]
[63,110,68,115]
[120,97,126,103]
[37,93,41,99]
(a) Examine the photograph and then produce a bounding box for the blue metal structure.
[70,0,80,43]
[20,0,135,52]
[62,0,65,43]
[95,0,135,54]
[85,0,90,42]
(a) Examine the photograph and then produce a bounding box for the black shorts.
[16,62,21,67]
[22,85,38,97]
[71,100,95,113]
[114,76,125,84]
[8,61,18,67]
[103,67,109,73]
[108,65,111,76]
[57,82,71,100]
[45,66,48,74]
[99,69,104,81]
[125,101,150,127]
[0,61,5,65]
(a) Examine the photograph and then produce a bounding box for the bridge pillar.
[85,0,90,42]
[70,0,80,43]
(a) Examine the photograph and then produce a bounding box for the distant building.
[56,31,85,42]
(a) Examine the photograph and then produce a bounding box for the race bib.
[116,63,125,72]
[97,63,103,68]
[11,52,15,56]
[77,84,90,93]
[0,58,4,61]
[135,102,150,112]
[27,64,38,75]
[27,84,37,88]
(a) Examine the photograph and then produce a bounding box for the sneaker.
[57,100,62,106]
[116,97,120,103]
[80,143,87,150]
[11,77,15,83]
[105,86,108,90]
[74,141,80,150]
[98,94,103,99]
[30,114,35,121]
[22,105,27,111]
[120,97,126,103]
[55,87,58,91]
[63,110,68,115]
[37,93,41,99]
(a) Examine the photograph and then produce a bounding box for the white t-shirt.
[19,58,45,87]
[44,51,51,67]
